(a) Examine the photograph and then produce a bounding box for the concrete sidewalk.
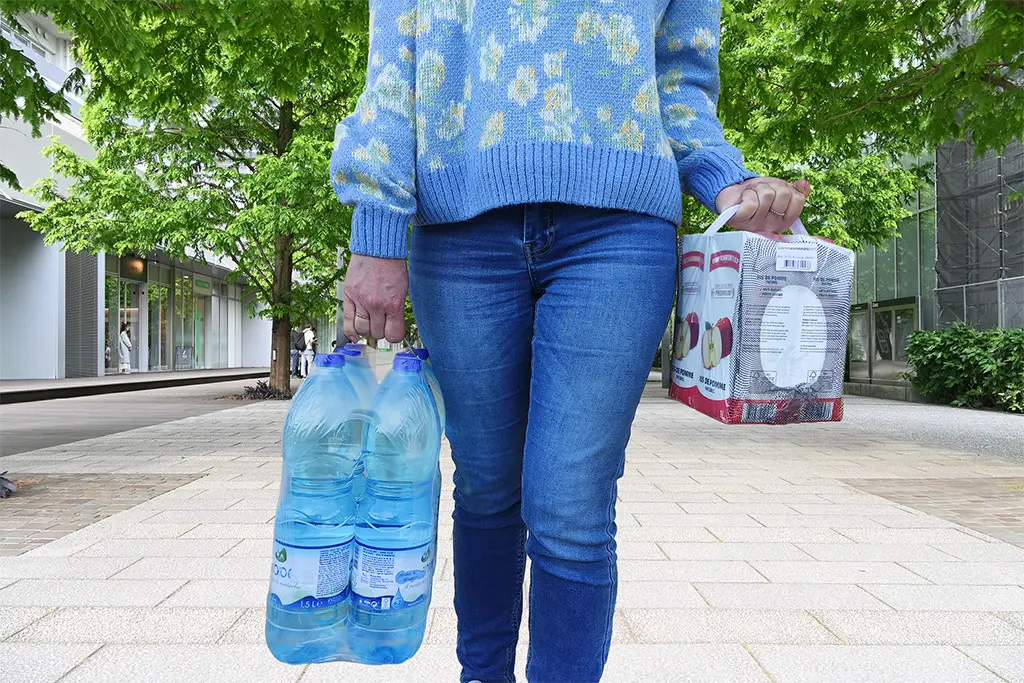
[1,388,1023,682]
[0,368,271,404]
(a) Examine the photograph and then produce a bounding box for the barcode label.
[742,403,777,423]
[776,244,818,272]
[800,402,834,422]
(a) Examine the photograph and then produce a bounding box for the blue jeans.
[409,204,676,682]
[290,349,300,376]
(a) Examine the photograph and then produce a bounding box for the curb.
[0,370,270,405]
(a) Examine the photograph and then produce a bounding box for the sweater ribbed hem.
[414,141,682,228]
[681,149,759,212]
[350,205,411,258]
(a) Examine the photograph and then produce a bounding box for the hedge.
[904,324,1024,413]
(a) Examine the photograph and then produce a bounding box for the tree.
[704,0,1024,249]
[17,0,370,393]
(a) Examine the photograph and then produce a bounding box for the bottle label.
[350,540,433,612]
[268,539,352,610]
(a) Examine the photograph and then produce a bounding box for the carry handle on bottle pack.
[668,204,855,425]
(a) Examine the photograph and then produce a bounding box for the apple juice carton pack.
[669,205,855,424]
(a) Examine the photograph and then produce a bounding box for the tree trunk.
[268,100,296,394]
[269,231,294,394]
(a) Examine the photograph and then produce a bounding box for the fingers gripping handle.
[704,204,809,236]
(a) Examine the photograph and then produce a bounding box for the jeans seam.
[602,480,617,656]
[504,522,527,682]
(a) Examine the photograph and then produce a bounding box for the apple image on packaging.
[701,317,734,369]
[675,312,700,360]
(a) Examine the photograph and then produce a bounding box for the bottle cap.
[413,348,430,360]
[315,353,346,368]
[393,351,422,372]
[342,343,368,357]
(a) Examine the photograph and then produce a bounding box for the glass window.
[104,274,120,374]
[174,271,195,369]
[148,284,171,371]
[875,238,897,301]
[896,216,920,298]
[920,209,937,329]
[856,249,874,303]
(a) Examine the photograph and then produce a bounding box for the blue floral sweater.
[330,0,756,258]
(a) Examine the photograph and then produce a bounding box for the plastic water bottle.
[347,352,441,664]
[266,353,361,664]
[412,348,445,430]
[339,343,379,407]
[339,343,380,505]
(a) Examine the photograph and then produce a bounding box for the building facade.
[849,141,1024,385]
[1,14,271,380]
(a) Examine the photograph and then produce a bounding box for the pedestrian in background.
[289,327,303,378]
[300,324,316,377]
[332,3,808,680]
[117,322,132,374]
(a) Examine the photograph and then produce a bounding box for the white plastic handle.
[704,204,808,236]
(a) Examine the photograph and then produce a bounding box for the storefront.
[103,255,244,374]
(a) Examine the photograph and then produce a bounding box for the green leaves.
[904,324,1024,412]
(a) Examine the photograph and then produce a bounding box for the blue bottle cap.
[338,347,359,357]
[413,348,430,360]
[343,343,368,356]
[315,353,346,368]
[393,351,422,372]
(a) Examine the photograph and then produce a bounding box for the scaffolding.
[935,140,1024,329]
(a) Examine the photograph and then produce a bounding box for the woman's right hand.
[343,254,408,344]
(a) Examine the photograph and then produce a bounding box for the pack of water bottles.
[265,343,445,665]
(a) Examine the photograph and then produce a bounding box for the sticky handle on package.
[705,204,809,237]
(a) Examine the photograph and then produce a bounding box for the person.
[331,4,809,681]
[290,327,304,377]
[117,322,132,374]
[300,324,316,377]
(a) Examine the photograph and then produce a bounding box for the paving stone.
[615,541,669,560]
[221,538,271,558]
[997,612,1024,629]
[110,556,267,581]
[0,557,137,580]
[602,644,770,683]
[751,514,884,529]
[634,513,763,527]
[0,643,100,683]
[795,543,958,562]
[616,526,719,543]
[615,581,708,608]
[58,644,302,683]
[0,579,185,607]
[143,509,275,525]
[159,579,267,608]
[899,561,1024,585]
[750,644,1003,682]
[179,523,274,539]
[815,610,1024,645]
[71,523,200,540]
[218,607,264,643]
[622,608,839,644]
[695,583,890,610]
[658,542,812,561]
[929,544,1024,562]
[749,561,931,584]
[960,646,1024,682]
[75,538,239,557]
[863,585,1024,611]
[9,607,243,643]
[0,606,52,639]
[707,528,855,544]
[832,528,994,545]
[618,560,766,583]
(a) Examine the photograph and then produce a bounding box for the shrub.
[904,324,1024,412]
[241,379,292,401]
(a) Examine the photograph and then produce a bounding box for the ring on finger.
[354,311,369,320]
[769,209,786,217]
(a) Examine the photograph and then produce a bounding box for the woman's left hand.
[715,177,810,233]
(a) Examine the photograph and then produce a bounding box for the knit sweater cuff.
[684,150,759,212]
[349,205,410,259]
